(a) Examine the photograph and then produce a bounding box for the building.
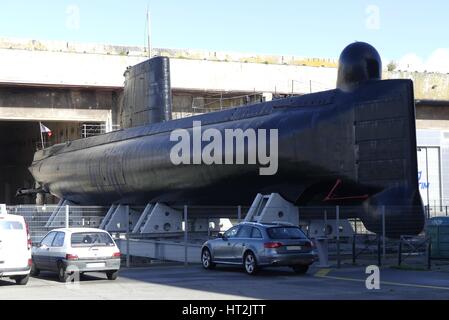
[0,37,448,211]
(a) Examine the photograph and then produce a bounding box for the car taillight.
[25,222,32,250]
[305,241,315,249]
[66,254,79,260]
[28,258,33,267]
[112,252,121,258]
[264,242,283,249]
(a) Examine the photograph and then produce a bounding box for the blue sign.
[418,171,430,190]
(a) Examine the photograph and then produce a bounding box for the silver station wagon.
[201,222,318,275]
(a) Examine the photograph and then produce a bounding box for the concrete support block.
[245,193,299,226]
[140,203,183,234]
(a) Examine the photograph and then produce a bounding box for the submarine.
[26,42,425,237]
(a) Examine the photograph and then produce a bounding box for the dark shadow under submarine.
[28,42,425,238]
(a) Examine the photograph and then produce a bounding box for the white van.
[0,205,32,285]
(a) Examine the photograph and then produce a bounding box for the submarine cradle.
[28,42,425,238]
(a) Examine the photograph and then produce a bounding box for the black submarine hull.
[30,79,424,237]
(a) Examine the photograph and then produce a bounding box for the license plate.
[86,262,106,268]
[286,246,302,251]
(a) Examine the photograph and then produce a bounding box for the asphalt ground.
[1,264,448,300]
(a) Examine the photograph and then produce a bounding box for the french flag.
[40,123,52,138]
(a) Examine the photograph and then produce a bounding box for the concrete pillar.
[105,110,114,133]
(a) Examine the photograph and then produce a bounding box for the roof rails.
[240,221,295,227]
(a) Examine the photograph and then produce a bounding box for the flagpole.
[147,9,152,58]
[39,122,44,149]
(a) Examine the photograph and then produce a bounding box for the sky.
[0,1,448,71]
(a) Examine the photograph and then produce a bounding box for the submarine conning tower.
[121,56,173,129]
[337,42,382,92]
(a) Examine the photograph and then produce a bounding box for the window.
[224,226,239,239]
[41,232,57,247]
[0,221,23,230]
[71,232,115,247]
[237,225,252,238]
[52,232,65,248]
[251,227,263,239]
[267,227,307,240]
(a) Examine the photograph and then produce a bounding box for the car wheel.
[57,262,69,283]
[292,265,309,274]
[30,261,40,277]
[201,248,216,270]
[106,270,119,280]
[244,252,259,275]
[14,274,30,285]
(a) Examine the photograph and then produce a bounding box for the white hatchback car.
[31,228,121,282]
[0,208,32,285]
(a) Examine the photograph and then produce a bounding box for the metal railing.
[5,204,447,269]
[80,124,120,138]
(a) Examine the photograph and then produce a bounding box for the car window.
[41,232,57,247]
[251,227,263,239]
[71,232,115,247]
[267,227,307,240]
[224,226,239,239]
[52,232,65,248]
[237,225,252,238]
[0,220,23,230]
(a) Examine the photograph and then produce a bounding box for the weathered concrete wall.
[0,37,338,68]
[0,87,114,109]
[0,86,116,123]
[0,38,448,100]
[0,46,336,94]
[384,71,449,100]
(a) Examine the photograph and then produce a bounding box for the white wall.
[0,47,337,94]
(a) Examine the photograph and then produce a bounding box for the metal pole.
[382,206,386,258]
[238,206,242,222]
[147,10,152,58]
[184,205,188,267]
[336,206,341,268]
[39,122,45,149]
[377,235,382,267]
[427,237,432,270]
[352,234,356,265]
[398,238,402,266]
[126,205,130,268]
[426,148,430,219]
[207,218,211,239]
[323,210,327,236]
[65,205,69,228]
